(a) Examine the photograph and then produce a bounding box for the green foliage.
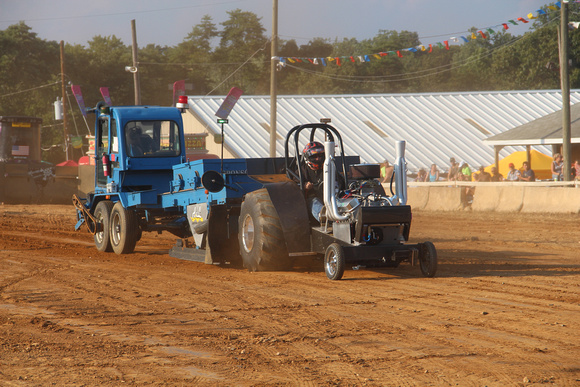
[213,9,268,94]
[0,5,578,162]
[0,22,60,116]
[169,15,219,95]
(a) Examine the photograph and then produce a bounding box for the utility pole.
[560,0,572,180]
[60,40,70,160]
[131,19,141,105]
[269,0,278,157]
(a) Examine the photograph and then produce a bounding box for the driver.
[126,127,144,157]
[303,142,326,222]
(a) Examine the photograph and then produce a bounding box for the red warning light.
[176,95,188,111]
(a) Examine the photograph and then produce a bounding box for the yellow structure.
[484,150,553,180]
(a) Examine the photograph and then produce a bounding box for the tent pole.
[494,146,502,175]
[560,1,572,180]
[526,145,532,169]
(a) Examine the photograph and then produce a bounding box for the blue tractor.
[74,100,437,280]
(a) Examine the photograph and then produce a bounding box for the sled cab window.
[124,120,180,158]
[96,117,109,186]
[110,118,118,153]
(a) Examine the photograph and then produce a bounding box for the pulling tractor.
[74,99,437,280]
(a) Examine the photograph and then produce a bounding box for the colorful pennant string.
[277,3,563,67]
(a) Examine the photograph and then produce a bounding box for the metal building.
[185,90,580,172]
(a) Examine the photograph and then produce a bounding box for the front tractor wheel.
[110,202,139,254]
[419,241,437,278]
[238,188,292,271]
[324,243,345,280]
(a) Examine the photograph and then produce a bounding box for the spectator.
[506,162,521,181]
[519,161,536,182]
[574,160,580,181]
[416,168,427,182]
[551,153,563,181]
[569,161,577,181]
[427,164,439,182]
[459,161,472,181]
[380,160,394,183]
[474,166,491,182]
[456,164,475,206]
[490,166,504,182]
[447,158,459,181]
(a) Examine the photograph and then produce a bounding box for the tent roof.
[57,160,78,167]
[484,102,580,146]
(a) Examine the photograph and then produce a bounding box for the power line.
[0,81,60,99]
[205,39,270,96]
[0,0,247,24]
[139,60,266,67]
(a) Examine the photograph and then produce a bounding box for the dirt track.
[1,204,579,386]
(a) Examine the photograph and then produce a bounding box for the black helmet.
[303,142,325,170]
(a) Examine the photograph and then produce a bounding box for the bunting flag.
[99,87,113,106]
[276,3,563,68]
[172,80,185,106]
[71,85,87,117]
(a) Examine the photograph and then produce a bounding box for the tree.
[213,9,268,94]
[0,22,65,162]
[139,43,180,106]
[81,35,133,106]
[170,15,219,95]
[350,30,421,93]
[0,22,60,116]
[277,38,336,94]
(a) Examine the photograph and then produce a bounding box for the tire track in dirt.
[2,205,580,385]
[1,280,227,384]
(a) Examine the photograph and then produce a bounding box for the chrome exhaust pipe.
[323,141,349,222]
[392,140,408,205]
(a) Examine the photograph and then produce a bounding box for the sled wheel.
[110,202,138,254]
[419,241,437,278]
[324,243,345,281]
[238,188,291,271]
[94,200,114,252]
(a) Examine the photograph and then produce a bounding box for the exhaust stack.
[323,141,349,222]
[392,140,408,205]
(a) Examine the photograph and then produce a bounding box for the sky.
[0,0,554,50]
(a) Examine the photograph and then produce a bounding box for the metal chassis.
[311,227,419,268]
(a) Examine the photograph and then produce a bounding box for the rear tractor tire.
[238,188,292,271]
[110,202,139,254]
[94,200,114,252]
